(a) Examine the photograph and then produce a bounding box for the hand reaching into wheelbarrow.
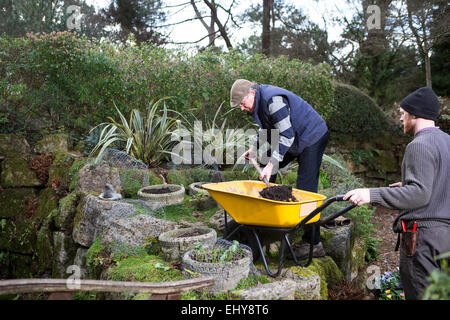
[243,148,273,186]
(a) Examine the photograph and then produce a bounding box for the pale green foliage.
[90,98,178,167]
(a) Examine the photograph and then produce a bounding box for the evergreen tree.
[101,0,167,45]
[0,0,107,39]
[430,35,450,96]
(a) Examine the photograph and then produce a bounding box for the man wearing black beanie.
[400,86,441,122]
[344,87,450,300]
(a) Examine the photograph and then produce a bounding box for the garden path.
[368,204,400,274]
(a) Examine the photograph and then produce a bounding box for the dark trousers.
[269,131,329,245]
[400,225,450,300]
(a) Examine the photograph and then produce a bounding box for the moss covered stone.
[310,256,344,299]
[68,158,88,192]
[0,252,38,278]
[0,188,36,219]
[36,211,56,273]
[119,168,151,198]
[0,218,36,254]
[35,188,59,224]
[34,133,69,154]
[54,191,78,230]
[52,231,77,278]
[373,150,398,173]
[106,254,184,283]
[0,158,41,187]
[0,134,31,158]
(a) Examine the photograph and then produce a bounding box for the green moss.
[35,188,59,223]
[118,168,150,198]
[54,191,78,230]
[34,133,68,154]
[0,134,30,157]
[164,196,217,226]
[181,273,271,300]
[72,196,87,236]
[320,228,336,248]
[36,210,57,273]
[0,188,36,219]
[0,158,41,187]
[106,254,184,283]
[0,218,36,254]
[55,151,75,164]
[148,170,163,185]
[309,256,344,300]
[68,158,88,192]
[85,237,108,278]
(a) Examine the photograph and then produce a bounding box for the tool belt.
[394,220,417,257]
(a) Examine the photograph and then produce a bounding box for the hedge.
[0,32,334,145]
[327,82,390,140]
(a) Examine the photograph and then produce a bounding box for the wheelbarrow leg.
[251,228,285,278]
[284,233,313,268]
[283,221,317,268]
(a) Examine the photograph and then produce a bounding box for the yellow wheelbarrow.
[202,180,356,277]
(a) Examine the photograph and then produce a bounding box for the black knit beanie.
[400,87,440,121]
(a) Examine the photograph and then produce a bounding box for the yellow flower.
[387,294,392,299]
[385,289,391,294]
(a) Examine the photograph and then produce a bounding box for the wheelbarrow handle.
[293,194,354,230]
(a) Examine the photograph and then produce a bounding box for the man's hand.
[389,182,402,188]
[243,148,257,162]
[343,188,371,206]
[260,162,274,182]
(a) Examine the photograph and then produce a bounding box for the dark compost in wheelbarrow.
[259,185,298,202]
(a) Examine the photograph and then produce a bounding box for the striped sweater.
[251,85,328,165]
[369,128,450,231]
[264,96,295,163]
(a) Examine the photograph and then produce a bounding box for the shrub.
[90,99,178,167]
[327,82,390,140]
[0,34,335,145]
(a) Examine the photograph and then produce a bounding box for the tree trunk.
[424,53,432,87]
[262,0,272,56]
[203,0,233,50]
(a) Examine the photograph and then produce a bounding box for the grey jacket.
[369,128,450,232]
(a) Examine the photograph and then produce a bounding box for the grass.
[163,195,218,226]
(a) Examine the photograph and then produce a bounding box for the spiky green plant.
[89,98,178,167]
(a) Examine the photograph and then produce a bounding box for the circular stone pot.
[159,227,217,262]
[182,239,252,293]
[188,182,208,196]
[188,182,217,210]
[137,184,185,206]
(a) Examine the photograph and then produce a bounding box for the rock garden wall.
[0,132,406,299]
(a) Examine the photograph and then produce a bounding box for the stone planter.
[158,227,217,262]
[137,184,185,206]
[188,182,208,196]
[188,182,217,210]
[182,239,252,293]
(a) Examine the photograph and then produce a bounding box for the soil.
[177,231,203,238]
[191,248,245,263]
[142,187,172,194]
[259,185,298,202]
[368,204,400,275]
[329,204,400,300]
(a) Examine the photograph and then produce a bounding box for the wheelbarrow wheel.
[224,220,261,262]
